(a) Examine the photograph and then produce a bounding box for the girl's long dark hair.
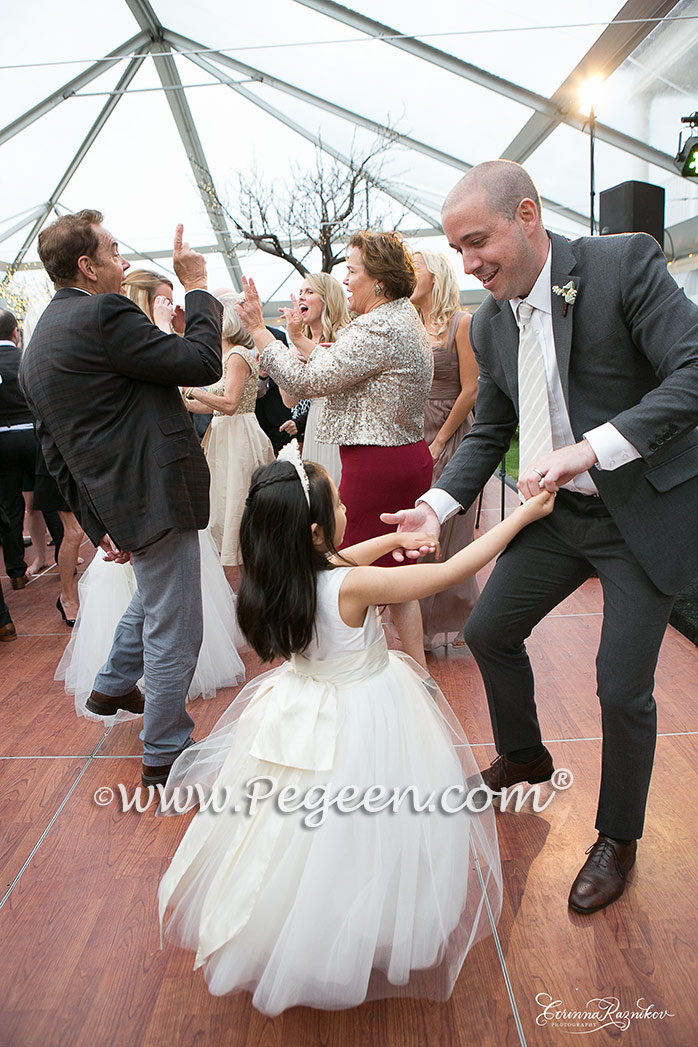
[237,459,341,661]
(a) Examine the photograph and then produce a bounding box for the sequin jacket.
[260,298,433,445]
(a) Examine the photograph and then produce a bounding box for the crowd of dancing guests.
[1,231,481,657]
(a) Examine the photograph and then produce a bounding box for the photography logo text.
[535,993,674,1034]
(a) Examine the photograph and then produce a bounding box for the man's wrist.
[578,437,598,468]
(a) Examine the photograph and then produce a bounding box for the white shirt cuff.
[418,488,463,525]
[184,288,214,297]
[583,422,641,471]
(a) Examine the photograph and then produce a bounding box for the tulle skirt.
[158,635,502,1014]
[55,529,245,724]
[302,398,342,487]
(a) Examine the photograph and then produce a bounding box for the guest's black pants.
[463,489,674,841]
[0,429,62,577]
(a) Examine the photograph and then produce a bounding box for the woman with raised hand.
[184,293,274,568]
[278,273,350,487]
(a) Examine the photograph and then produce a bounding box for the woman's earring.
[374,284,382,296]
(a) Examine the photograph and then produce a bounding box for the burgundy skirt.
[338,442,433,567]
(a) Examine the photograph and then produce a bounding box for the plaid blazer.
[20,288,222,550]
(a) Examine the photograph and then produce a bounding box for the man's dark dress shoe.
[11,576,27,590]
[85,685,145,716]
[568,835,637,913]
[141,741,194,788]
[480,748,554,791]
[141,762,176,788]
[0,621,17,642]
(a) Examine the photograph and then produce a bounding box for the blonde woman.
[279,273,350,486]
[184,294,274,566]
[122,268,183,334]
[410,249,480,648]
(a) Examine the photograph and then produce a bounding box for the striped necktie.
[517,301,553,476]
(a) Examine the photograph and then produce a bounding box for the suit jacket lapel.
[488,298,519,401]
[549,232,579,407]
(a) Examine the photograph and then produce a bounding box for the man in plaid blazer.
[20,211,223,786]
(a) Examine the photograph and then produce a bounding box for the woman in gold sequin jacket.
[237,231,434,666]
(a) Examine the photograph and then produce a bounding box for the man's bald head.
[443,161,542,223]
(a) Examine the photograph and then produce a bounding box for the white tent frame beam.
[0,32,151,149]
[292,0,677,173]
[502,0,682,163]
[0,208,48,247]
[165,29,589,229]
[173,44,442,232]
[3,49,150,279]
[124,0,244,289]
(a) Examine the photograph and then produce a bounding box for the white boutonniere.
[552,281,577,316]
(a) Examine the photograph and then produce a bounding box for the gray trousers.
[463,490,674,841]
[93,528,202,766]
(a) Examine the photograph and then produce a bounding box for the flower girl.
[158,442,554,1014]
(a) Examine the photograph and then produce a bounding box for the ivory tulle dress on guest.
[157,451,554,1015]
[56,529,245,724]
[411,250,481,649]
[184,294,274,566]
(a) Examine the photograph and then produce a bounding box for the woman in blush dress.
[411,250,480,649]
[278,273,350,487]
[184,294,274,567]
[237,231,434,667]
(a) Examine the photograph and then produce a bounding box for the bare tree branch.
[217,129,410,276]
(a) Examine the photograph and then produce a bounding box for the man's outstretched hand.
[173,224,207,293]
[380,503,442,562]
[98,534,131,565]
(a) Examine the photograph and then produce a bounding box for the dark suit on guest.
[20,289,221,549]
[436,231,698,840]
[20,288,222,765]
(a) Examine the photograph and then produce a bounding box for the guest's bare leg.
[57,511,83,620]
[23,493,50,576]
[390,600,427,668]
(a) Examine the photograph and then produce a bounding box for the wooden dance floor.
[1,476,697,1047]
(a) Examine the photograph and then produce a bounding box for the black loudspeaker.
[599,180,665,247]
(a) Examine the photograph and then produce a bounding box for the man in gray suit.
[20,211,222,787]
[386,161,698,913]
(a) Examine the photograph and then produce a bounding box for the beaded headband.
[277,439,311,506]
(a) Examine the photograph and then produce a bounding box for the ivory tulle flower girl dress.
[157,446,554,1014]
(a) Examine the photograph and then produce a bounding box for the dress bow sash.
[243,633,390,771]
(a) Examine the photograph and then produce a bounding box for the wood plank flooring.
[1,478,696,1047]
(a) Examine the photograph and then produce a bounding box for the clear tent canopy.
[2,0,697,325]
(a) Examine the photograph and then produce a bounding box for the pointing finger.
[174,224,183,253]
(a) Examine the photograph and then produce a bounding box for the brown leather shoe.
[10,576,27,590]
[0,621,17,642]
[568,835,637,914]
[481,748,554,791]
[85,685,145,716]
